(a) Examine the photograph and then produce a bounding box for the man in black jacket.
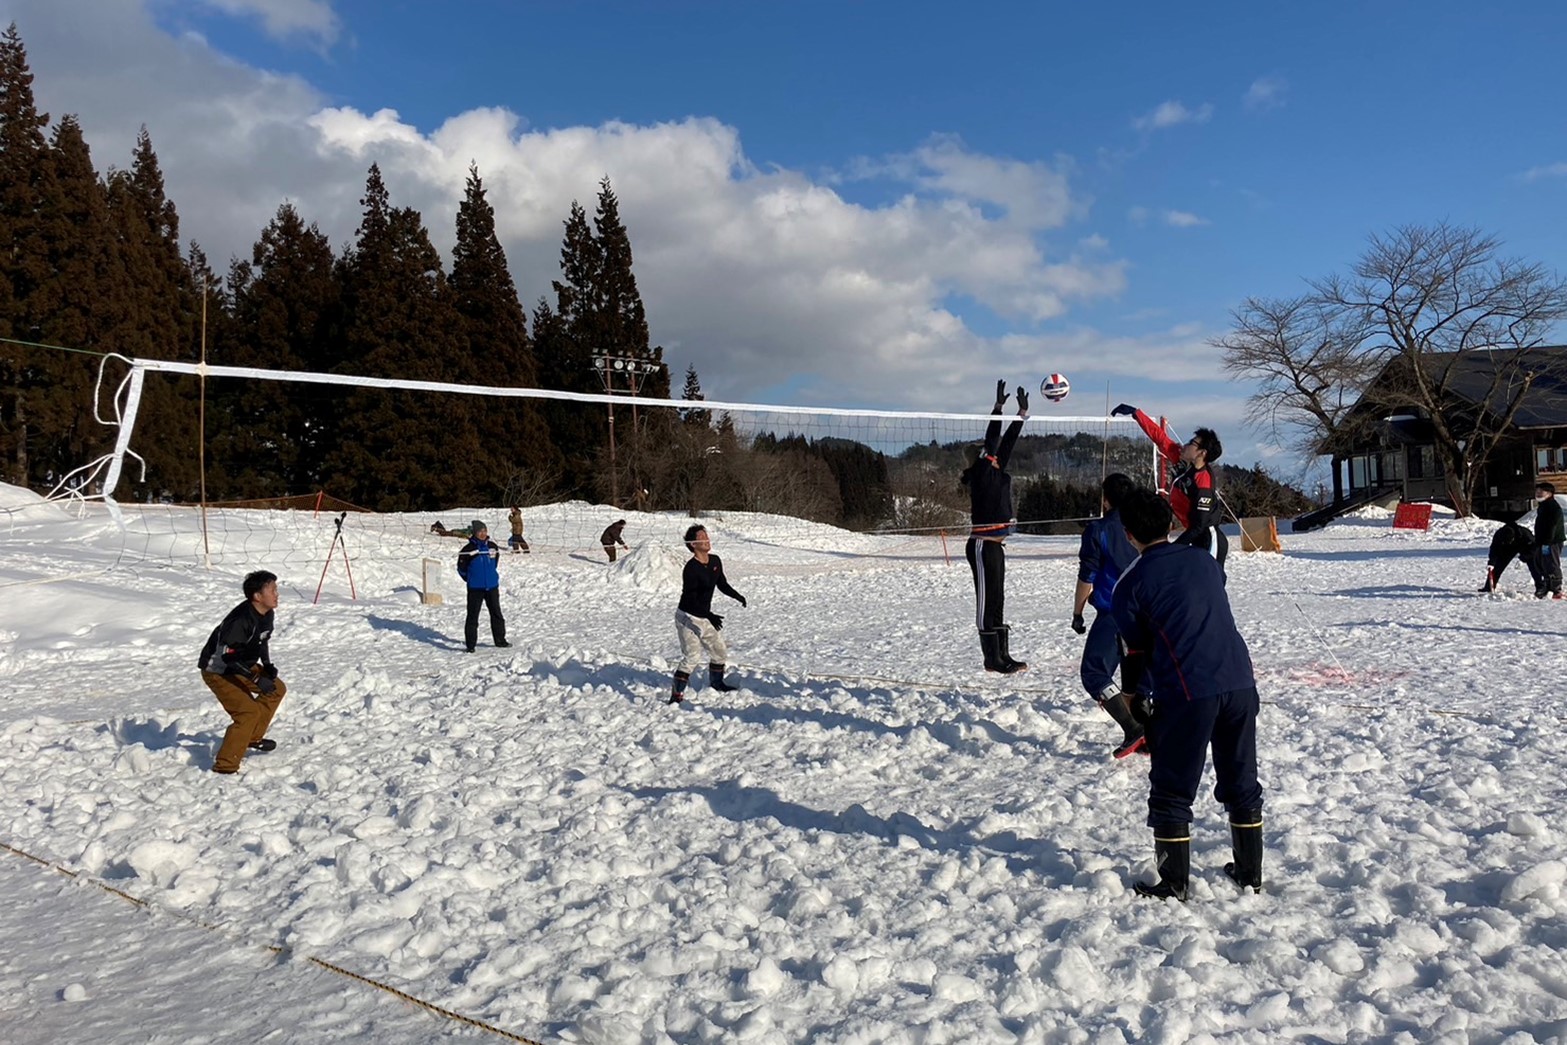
[961,380,1028,673]
[1534,483,1564,599]
[670,524,747,703]
[198,571,287,774]
[1481,518,1537,592]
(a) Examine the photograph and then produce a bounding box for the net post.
[421,558,444,605]
[101,364,148,530]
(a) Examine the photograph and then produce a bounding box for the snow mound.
[609,540,684,592]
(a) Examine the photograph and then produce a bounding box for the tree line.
[0,23,676,511]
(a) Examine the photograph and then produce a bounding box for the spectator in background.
[601,519,629,562]
[508,506,530,554]
[1534,482,1563,599]
[457,521,508,653]
[198,570,287,775]
[1480,516,1537,592]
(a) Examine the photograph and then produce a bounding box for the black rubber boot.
[1223,812,1263,893]
[980,630,1021,673]
[709,663,737,692]
[669,670,690,705]
[996,624,1028,672]
[1096,689,1147,759]
[1134,830,1190,901]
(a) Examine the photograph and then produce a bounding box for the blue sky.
[9,0,1567,477]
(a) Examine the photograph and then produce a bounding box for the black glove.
[994,379,1009,411]
[260,663,278,679]
[736,594,747,607]
[1016,386,1029,414]
[1071,613,1086,635]
[707,612,725,630]
[1111,403,1137,417]
[255,674,277,696]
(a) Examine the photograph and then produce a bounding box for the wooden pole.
[199,273,211,568]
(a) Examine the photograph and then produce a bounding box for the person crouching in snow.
[198,570,287,774]
[670,524,746,704]
[1113,489,1264,901]
[1481,517,1537,592]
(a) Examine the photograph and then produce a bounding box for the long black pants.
[965,536,1006,631]
[1146,686,1262,833]
[465,586,506,649]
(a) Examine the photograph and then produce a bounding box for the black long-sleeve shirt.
[1536,497,1565,545]
[678,553,742,617]
[198,601,275,675]
[963,408,1025,537]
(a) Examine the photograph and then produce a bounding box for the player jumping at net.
[960,379,1028,674]
[669,524,747,704]
[1112,403,1229,572]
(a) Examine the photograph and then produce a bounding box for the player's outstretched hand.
[1111,403,1137,417]
[1016,386,1029,414]
[994,379,1009,411]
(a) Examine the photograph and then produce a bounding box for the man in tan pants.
[199,570,287,774]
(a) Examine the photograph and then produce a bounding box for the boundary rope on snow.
[0,840,545,1045]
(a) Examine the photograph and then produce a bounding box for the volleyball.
[1040,373,1071,403]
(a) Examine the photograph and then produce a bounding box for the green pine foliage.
[0,22,53,481]
[451,164,558,486]
[325,165,476,510]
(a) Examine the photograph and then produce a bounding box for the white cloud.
[1243,76,1287,113]
[849,134,1082,231]
[1127,206,1150,226]
[193,0,340,44]
[1520,162,1567,182]
[3,0,1143,413]
[1163,210,1208,228]
[1131,100,1213,132]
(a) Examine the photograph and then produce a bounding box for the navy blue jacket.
[458,537,502,589]
[1110,540,1254,704]
[1078,509,1137,612]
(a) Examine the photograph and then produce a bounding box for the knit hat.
[470,519,488,534]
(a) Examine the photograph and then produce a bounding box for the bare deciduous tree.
[1215,294,1374,456]
[1219,222,1567,516]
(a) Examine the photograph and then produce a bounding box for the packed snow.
[1,482,1565,1043]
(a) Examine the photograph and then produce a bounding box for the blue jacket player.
[1112,489,1264,900]
[1072,472,1143,757]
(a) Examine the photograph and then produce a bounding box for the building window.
[1410,445,1436,478]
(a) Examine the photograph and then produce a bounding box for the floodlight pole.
[593,353,660,508]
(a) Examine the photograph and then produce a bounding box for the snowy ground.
[1,483,1565,1044]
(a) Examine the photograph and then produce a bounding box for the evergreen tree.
[539,201,604,495]
[215,202,340,497]
[324,165,472,510]
[0,23,54,482]
[102,128,202,500]
[680,364,711,428]
[24,115,117,482]
[450,163,556,481]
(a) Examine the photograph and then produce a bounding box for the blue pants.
[1079,608,1121,698]
[1146,686,1262,833]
